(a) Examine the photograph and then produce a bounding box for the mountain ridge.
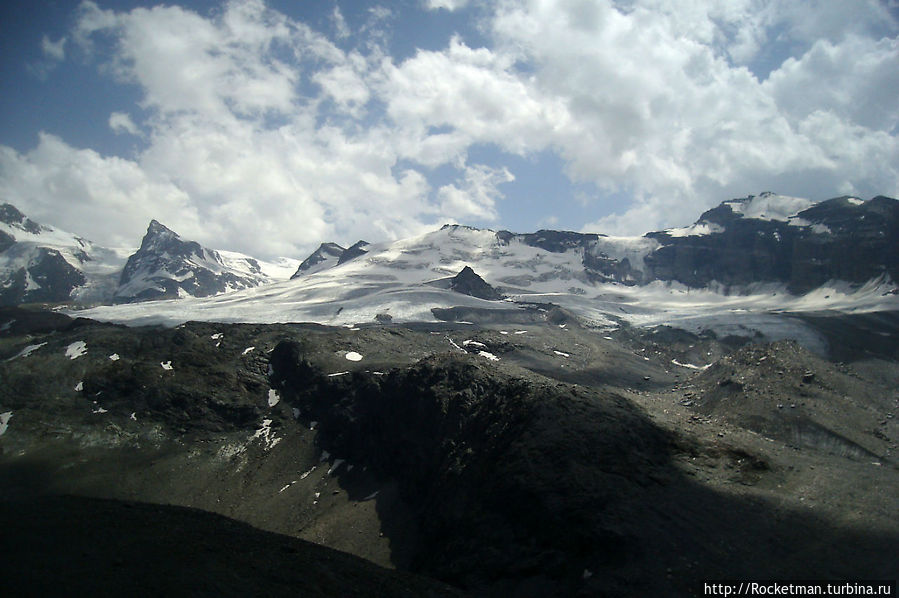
[3,193,897,316]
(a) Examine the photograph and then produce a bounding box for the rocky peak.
[449,266,504,301]
[292,242,346,279]
[338,240,370,265]
[116,220,268,302]
[0,203,43,234]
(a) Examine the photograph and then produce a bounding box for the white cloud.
[425,0,470,10]
[3,0,898,259]
[332,5,351,39]
[488,0,899,233]
[377,36,565,165]
[41,35,67,61]
[0,133,197,248]
[437,163,515,221]
[109,112,141,136]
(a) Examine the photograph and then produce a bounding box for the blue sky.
[1,0,897,259]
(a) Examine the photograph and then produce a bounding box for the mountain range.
[2,193,897,327]
[2,191,898,597]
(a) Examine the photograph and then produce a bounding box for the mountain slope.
[0,203,129,306]
[114,220,298,303]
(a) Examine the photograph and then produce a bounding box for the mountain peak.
[449,266,504,301]
[292,242,347,278]
[1,203,44,234]
[146,219,176,237]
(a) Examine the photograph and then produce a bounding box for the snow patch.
[725,193,814,221]
[328,371,350,377]
[478,351,499,361]
[553,350,570,358]
[160,361,173,370]
[671,359,712,371]
[665,222,724,237]
[65,341,87,360]
[108,353,120,361]
[267,389,280,407]
[0,411,12,436]
[210,333,223,340]
[249,419,281,450]
[130,412,137,421]
[345,351,363,361]
[242,346,255,355]
[328,459,346,475]
[92,406,108,414]
[463,340,486,348]
[74,381,83,392]
[6,342,47,361]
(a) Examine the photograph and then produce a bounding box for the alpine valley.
[1,192,897,597]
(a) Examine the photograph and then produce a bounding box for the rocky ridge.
[1,307,896,596]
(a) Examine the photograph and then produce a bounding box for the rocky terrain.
[2,192,897,595]
[1,305,896,596]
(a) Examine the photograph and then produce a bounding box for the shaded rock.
[449,266,504,301]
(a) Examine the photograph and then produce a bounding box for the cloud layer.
[1,0,897,257]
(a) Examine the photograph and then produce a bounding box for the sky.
[1,0,897,260]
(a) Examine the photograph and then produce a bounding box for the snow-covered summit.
[722,192,816,222]
[1,203,129,305]
[115,220,291,303]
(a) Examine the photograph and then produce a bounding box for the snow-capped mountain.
[1,203,130,306]
[115,220,299,303]
[74,193,899,334]
[1,205,299,306]
[645,193,899,292]
[291,243,347,278]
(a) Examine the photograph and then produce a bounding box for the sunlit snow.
[160,361,173,370]
[267,389,280,407]
[345,351,363,361]
[249,418,281,450]
[65,341,87,360]
[6,342,47,361]
[0,411,12,436]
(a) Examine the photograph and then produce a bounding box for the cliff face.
[640,194,898,292]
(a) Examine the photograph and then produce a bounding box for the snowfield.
[68,224,898,347]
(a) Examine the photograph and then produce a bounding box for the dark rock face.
[517,229,599,253]
[269,340,899,596]
[269,344,674,593]
[0,248,86,306]
[292,242,346,278]
[0,203,43,234]
[449,266,505,301]
[1,204,88,306]
[642,195,898,293]
[0,229,15,253]
[115,220,266,302]
[338,240,370,265]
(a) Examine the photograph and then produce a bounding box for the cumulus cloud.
[437,163,515,221]
[488,0,899,233]
[109,112,141,136]
[0,133,197,248]
[2,0,898,257]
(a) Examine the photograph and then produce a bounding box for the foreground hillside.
[1,307,896,596]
